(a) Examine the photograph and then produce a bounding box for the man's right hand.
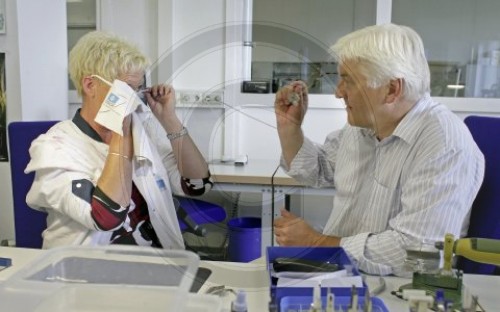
[274,80,309,130]
[274,81,308,166]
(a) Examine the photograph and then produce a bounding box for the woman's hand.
[145,84,180,130]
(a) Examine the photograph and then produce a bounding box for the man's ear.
[385,78,403,103]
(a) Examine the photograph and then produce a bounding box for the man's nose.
[335,86,344,99]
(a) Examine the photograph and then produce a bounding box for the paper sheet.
[276,269,364,288]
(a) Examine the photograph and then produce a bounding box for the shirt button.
[76,183,82,188]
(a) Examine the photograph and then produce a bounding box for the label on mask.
[105,93,123,106]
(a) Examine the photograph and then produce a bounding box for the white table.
[209,159,334,255]
[0,246,270,312]
[2,247,499,311]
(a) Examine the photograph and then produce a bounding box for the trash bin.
[227,217,261,262]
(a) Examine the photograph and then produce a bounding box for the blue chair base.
[175,196,226,232]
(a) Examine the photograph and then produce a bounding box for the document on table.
[276,269,364,288]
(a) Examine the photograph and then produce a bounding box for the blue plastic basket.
[267,247,367,311]
[280,295,389,312]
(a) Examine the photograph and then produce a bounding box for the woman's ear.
[385,78,403,103]
[81,76,95,98]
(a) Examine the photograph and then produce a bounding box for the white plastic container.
[0,245,220,311]
[34,285,221,312]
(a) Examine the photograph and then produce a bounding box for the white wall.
[0,0,68,241]
[100,0,158,62]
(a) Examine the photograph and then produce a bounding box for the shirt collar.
[390,93,433,145]
[72,108,104,142]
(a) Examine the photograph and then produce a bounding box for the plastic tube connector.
[231,290,248,312]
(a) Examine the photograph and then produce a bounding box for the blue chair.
[8,121,57,248]
[8,120,226,249]
[457,116,500,275]
[175,196,227,237]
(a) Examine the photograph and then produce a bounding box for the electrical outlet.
[177,90,203,105]
[202,91,224,106]
[177,90,223,107]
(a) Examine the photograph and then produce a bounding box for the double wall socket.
[177,90,224,107]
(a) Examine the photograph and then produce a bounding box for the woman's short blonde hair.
[69,31,150,97]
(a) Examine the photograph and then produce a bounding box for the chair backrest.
[8,121,58,248]
[459,116,500,274]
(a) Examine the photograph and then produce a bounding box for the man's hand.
[274,209,323,246]
[274,81,308,166]
[274,80,309,131]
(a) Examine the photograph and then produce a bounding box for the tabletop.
[1,247,499,311]
[209,159,302,186]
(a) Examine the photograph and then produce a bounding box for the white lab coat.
[25,105,184,249]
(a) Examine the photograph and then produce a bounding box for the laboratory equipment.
[267,247,367,311]
[231,290,248,312]
[397,233,500,310]
[287,92,300,106]
[437,236,500,267]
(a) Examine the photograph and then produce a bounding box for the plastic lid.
[0,246,203,312]
[3,245,200,292]
[231,290,248,312]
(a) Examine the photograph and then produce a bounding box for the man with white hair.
[273,24,485,276]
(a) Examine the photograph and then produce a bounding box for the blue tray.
[280,295,389,312]
[267,247,367,310]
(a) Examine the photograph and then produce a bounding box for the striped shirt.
[284,94,485,276]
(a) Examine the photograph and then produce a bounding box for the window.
[67,0,97,90]
[251,0,376,94]
[249,0,500,102]
[393,0,500,98]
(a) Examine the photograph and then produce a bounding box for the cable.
[222,192,241,260]
[270,164,280,246]
[369,276,386,297]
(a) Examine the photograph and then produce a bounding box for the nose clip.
[136,89,149,105]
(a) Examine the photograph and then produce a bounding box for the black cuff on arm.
[91,186,128,231]
[180,173,214,196]
[93,186,122,211]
